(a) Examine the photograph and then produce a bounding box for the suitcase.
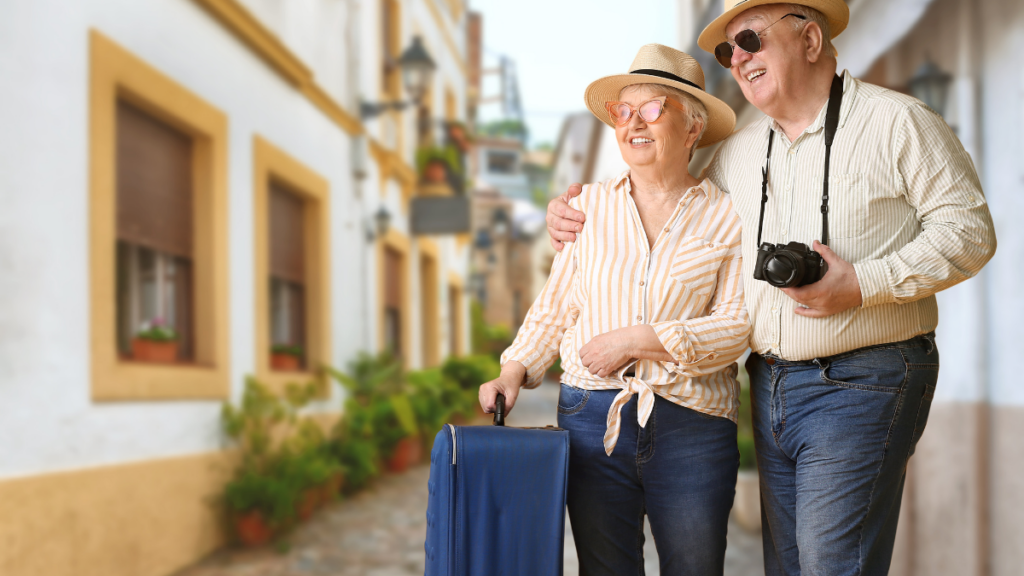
[424,395,570,576]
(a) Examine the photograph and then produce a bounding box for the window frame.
[253,137,332,394]
[89,30,230,400]
[378,229,411,364]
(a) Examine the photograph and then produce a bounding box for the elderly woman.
[478,45,749,575]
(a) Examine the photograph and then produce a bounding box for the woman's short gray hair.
[619,84,708,160]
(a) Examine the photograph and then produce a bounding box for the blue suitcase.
[424,396,570,576]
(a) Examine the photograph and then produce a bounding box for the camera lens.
[764,252,805,288]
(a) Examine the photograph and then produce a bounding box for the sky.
[470,0,679,148]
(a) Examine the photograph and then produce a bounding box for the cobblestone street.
[177,380,764,576]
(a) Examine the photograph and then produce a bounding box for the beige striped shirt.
[502,173,750,454]
[703,71,996,361]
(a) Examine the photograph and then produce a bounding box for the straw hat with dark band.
[584,44,737,148]
[697,0,850,55]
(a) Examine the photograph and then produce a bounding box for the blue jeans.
[556,385,738,576]
[746,333,939,576]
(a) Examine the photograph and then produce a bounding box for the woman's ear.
[687,117,705,150]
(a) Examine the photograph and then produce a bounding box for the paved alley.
[176,379,764,576]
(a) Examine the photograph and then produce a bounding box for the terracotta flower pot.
[270,352,300,371]
[131,338,178,363]
[387,436,422,474]
[235,510,273,547]
[424,160,447,183]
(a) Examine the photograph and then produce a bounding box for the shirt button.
[789,149,796,155]
[781,229,787,235]
[637,316,642,322]
[639,281,645,286]
[664,227,670,233]
[968,195,976,202]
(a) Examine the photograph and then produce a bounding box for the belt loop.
[813,357,829,370]
[923,333,936,354]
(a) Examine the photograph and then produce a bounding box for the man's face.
[725,5,808,114]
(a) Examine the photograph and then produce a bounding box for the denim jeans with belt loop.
[556,384,738,576]
[745,332,939,576]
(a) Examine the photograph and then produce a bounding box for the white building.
[0,1,471,575]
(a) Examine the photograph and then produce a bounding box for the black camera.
[753,242,828,288]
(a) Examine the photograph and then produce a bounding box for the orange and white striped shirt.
[502,171,750,455]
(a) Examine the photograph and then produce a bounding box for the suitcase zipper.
[447,423,457,465]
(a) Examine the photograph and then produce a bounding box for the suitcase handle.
[493,394,505,426]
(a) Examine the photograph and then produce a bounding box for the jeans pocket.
[557,384,590,415]
[819,348,908,393]
[909,368,939,451]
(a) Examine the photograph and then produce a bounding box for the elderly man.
[545,1,997,574]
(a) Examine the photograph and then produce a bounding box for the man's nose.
[731,45,751,68]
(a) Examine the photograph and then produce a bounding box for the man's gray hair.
[786,3,835,57]
[619,84,708,161]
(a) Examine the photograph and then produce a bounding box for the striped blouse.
[501,172,750,455]
[703,71,997,361]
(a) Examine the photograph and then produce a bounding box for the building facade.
[0,1,471,575]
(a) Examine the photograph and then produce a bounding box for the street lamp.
[909,59,952,116]
[360,36,437,119]
[492,208,510,237]
[374,207,392,238]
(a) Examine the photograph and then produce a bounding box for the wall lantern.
[360,36,437,119]
[492,208,510,237]
[374,207,392,238]
[908,58,952,116]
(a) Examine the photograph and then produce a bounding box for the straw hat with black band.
[696,0,850,55]
[584,44,737,148]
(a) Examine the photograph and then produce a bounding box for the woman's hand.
[479,361,527,415]
[579,328,639,378]
[547,183,587,251]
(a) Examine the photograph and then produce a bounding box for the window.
[269,184,307,370]
[253,137,331,391]
[115,101,195,362]
[378,230,410,362]
[90,30,229,400]
[384,246,404,357]
[487,150,518,174]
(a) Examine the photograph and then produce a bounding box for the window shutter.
[384,247,402,308]
[116,101,193,258]
[269,183,306,284]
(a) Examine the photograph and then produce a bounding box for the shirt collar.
[769,70,857,138]
[612,170,717,202]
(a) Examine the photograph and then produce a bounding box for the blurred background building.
[0,0,475,574]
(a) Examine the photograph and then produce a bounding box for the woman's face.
[615,85,701,174]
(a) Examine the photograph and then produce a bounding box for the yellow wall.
[418,238,441,367]
[0,452,235,576]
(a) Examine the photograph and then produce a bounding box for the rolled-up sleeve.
[854,103,996,307]
[501,231,580,389]
[649,223,751,377]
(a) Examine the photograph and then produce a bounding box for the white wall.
[0,0,364,478]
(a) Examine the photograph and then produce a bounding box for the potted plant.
[223,468,297,547]
[131,318,178,362]
[270,344,303,371]
[415,145,462,184]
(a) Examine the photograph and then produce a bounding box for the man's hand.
[579,328,638,378]
[547,183,587,251]
[479,361,526,415]
[782,241,863,318]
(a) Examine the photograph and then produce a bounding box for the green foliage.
[547,356,562,375]
[415,144,463,177]
[271,344,304,358]
[479,119,528,141]
[136,323,177,342]
[223,468,297,526]
[441,355,500,391]
[470,301,512,359]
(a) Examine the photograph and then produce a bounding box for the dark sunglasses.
[714,13,806,68]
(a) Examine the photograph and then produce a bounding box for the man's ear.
[803,22,825,64]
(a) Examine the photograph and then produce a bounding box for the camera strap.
[756,73,845,247]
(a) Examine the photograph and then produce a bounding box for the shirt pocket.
[668,236,731,298]
[828,173,869,239]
